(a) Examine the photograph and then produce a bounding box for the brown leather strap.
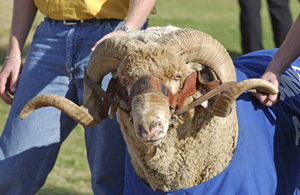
[84,70,236,120]
[128,75,177,110]
[174,82,237,115]
[177,72,198,108]
[83,72,130,119]
[99,78,117,120]
[177,71,221,109]
[115,79,128,104]
[198,71,220,91]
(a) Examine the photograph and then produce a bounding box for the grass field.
[0,0,300,194]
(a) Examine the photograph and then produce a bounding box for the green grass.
[0,0,299,194]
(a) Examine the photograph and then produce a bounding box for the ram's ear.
[109,98,129,119]
[203,95,220,112]
[109,94,120,119]
[192,91,220,113]
[197,66,220,112]
[109,105,118,119]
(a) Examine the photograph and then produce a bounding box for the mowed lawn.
[0,0,299,194]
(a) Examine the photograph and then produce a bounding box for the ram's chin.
[135,126,168,146]
[139,136,165,146]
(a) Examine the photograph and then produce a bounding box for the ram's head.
[19,28,278,145]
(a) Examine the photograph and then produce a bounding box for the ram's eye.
[175,75,182,80]
[123,78,129,85]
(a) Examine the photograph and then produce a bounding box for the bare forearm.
[91,0,156,51]
[7,0,37,56]
[123,0,157,31]
[266,14,300,75]
[253,14,300,106]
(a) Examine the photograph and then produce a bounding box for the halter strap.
[83,71,234,120]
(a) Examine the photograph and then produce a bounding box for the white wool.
[129,25,181,43]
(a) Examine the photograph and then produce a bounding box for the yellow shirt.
[35,0,134,20]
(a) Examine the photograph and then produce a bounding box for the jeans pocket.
[33,21,46,37]
[104,20,125,32]
[141,19,149,30]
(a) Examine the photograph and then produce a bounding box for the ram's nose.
[136,122,165,142]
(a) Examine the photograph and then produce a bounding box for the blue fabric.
[0,17,148,195]
[123,49,300,195]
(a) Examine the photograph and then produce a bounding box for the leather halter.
[83,71,235,120]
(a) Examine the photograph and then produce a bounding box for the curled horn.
[19,94,99,127]
[212,79,279,117]
[156,28,236,84]
[155,29,278,117]
[82,37,144,122]
[155,28,236,116]
[20,36,144,127]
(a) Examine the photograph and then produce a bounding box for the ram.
[20,26,300,194]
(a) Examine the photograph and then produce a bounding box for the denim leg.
[0,18,78,194]
[81,74,126,195]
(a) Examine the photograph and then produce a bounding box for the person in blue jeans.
[0,0,156,194]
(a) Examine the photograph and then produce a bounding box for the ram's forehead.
[128,26,181,43]
[117,46,190,81]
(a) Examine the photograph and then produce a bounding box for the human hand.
[91,30,127,52]
[252,70,281,107]
[0,58,22,105]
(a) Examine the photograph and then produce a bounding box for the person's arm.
[91,0,157,51]
[0,0,37,105]
[253,14,300,106]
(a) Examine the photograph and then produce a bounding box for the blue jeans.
[0,17,148,195]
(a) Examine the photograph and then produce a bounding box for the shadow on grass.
[37,188,92,195]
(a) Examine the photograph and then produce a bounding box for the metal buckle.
[169,109,178,127]
[63,20,84,25]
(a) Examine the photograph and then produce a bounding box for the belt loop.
[51,19,57,25]
[94,19,100,26]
